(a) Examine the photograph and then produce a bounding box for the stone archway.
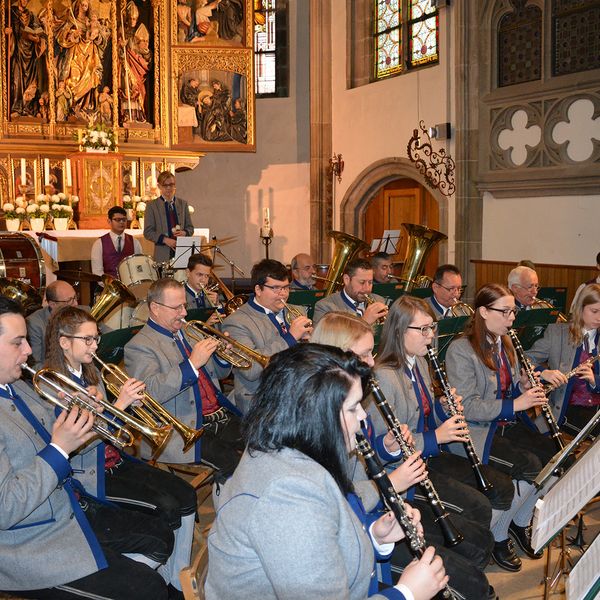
[338,157,449,263]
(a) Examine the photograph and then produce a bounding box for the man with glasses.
[426,264,465,319]
[313,258,388,325]
[91,206,143,278]
[143,171,194,263]
[222,259,312,413]
[289,253,317,289]
[507,266,539,310]
[124,279,243,481]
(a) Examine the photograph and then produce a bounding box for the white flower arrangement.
[58,192,66,200]
[49,194,74,218]
[189,206,195,214]
[136,201,147,218]
[78,124,115,150]
[26,202,45,219]
[71,195,79,204]
[15,196,25,208]
[2,202,21,219]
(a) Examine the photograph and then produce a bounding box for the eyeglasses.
[407,322,438,336]
[263,284,290,293]
[51,294,78,305]
[513,283,539,292]
[487,306,519,318]
[111,217,127,223]
[153,301,187,311]
[160,182,176,188]
[435,283,465,294]
[61,334,101,346]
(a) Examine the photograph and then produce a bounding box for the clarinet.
[368,377,463,548]
[426,347,494,495]
[507,329,566,451]
[355,432,458,600]
[542,354,600,394]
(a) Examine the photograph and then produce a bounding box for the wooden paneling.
[471,260,598,310]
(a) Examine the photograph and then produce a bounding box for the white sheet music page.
[566,532,600,600]
[531,438,600,553]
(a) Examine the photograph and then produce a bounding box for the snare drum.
[118,254,157,300]
[130,299,150,327]
[0,233,46,292]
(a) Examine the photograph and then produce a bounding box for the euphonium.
[280,300,312,328]
[21,363,172,457]
[399,224,447,293]
[183,319,269,369]
[507,329,566,451]
[92,353,201,455]
[323,231,370,297]
[368,377,463,548]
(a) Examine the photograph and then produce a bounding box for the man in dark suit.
[143,171,194,263]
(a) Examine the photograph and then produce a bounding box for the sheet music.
[173,236,206,269]
[370,230,402,255]
[531,438,600,552]
[566,532,600,600]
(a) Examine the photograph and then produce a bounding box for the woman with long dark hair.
[206,343,448,600]
[445,283,557,572]
[526,282,600,437]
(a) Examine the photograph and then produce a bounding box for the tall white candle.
[262,207,270,237]
[44,158,50,186]
[65,158,72,186]
[131,161,137,186]
[170,163,175,175]
[151,163,157,187]
[21,158,26,182]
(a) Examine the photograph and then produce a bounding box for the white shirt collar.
[406,355,416,370]
[67,365,84,379]
[342,288,364,308]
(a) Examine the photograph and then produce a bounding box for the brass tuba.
[323,231,370,297]
[399,224,448,293]
[0,277,42,316]
[90,274,138,324]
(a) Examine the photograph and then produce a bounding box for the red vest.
[101,233,134,277]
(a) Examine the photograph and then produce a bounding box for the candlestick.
[44,158,50,186]
[66,158,72,186]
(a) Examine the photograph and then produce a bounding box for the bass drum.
[130,299,150,327]
[0,232,46,292]
[118,254,157,301]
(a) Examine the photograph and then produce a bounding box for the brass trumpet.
[450,301,474,317]
[280,300,312,328]
[365,294,388,324]
[183,319,270,369]
[22,363,172,457]
[92,353,202,455]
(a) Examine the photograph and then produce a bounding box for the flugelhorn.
[280,300,312,328]
[450,301,474,317]
[507,329,566,450]
[365,294,388,324]
[92,353,202,455]
[183,319,269,369]
[21,363,172,457]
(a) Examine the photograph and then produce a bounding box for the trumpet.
[21,363,172,457]
[280,300,312,328]
[92,353,202,455]
[450,301,474,317]
[365,294,388,324]
[183,319,269,369]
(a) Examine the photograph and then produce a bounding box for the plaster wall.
[174,1,311,275]
[330,4,457,260]
[482,192,600,266]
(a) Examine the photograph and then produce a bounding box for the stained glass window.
[409,0,439,67]
[254,0,277,95]
[375,0,439,80]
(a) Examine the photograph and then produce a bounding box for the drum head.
[0,232,46,293]
[130,299,150,327]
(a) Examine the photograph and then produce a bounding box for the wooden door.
[364,179,441,278]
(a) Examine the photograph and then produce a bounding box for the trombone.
[21,363,173,458]
[183,319,270,369]
[92,353,202,455]
[280,300,312,328]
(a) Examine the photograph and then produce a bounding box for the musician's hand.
[397,545,448,600]
[388,451,427,493]
[576,363,596,385]
[514,386,547,411]
[371,510,406,546]
[382,424,413,453]
[405,503,423,538]
[520,367,541,389]
[440,389,464,414]
[173,230,187,238]
[189,337,219,369]
[114,378,145,410]
[541,369,568,388]
[435,414,469,444]
[51,406,96,454]
[362,302,388,325]
[289,316,312,340]
[84,386,104,411]
[205,311,221,327]
[207,290,220,305]
[164,238,177,249]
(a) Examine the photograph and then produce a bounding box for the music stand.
[566,530,600,600]
[173,236,204,269]
[370,230,402,254]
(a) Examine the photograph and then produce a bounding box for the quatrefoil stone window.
[497,110,541,166]
[552,99,600,163]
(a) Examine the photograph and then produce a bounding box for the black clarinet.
[368,377,463,548]
[507,329,566,451]
[355,432,457,600]
[426,347,494,495]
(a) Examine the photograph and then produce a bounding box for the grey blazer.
[313,291,386,325]
[445,337,520,462]
[206,448,401,600]
[525,323,599,432]
[124,323,231,462]
[143,196,195,262]
[0,380,105,591]
[425,295,447,319]
[221,301,304,413]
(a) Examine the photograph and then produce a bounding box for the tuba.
[399,224,447,293]
[0,277,42,316]
[90,274,137,324]
[323,231,370,297]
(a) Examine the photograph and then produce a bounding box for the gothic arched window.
[254,0,288,97]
